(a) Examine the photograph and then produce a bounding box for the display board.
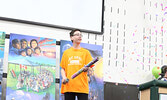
[6,33,56,100]
[59,40,103,100]
[0,0,104,34]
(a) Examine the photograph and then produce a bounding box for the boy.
[10,39,21,56]
[60,29,93,100]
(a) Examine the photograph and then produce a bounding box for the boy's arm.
[61,68,67,83]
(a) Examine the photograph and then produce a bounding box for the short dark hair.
[69,29,81,37]
[19,49,26,55]
[12,39,19,44]
[20,39,27,43]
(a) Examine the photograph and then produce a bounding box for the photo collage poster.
[0,31,6,98]
[6,33,56,100]
[59,40,104,100]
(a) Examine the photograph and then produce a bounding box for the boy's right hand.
[62,77,69,84]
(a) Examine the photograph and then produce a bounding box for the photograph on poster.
[59,40,104,100]
[0,31,6,98]
[6,33,56,100]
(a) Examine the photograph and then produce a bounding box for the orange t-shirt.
[60,47,92,94]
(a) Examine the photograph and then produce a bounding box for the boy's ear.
[70,36,73,41]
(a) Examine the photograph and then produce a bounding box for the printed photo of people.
[9,38,43,57]
[7,33,56,100]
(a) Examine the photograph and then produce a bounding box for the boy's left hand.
[83,67,89,72]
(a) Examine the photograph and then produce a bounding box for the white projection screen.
[0,0,104,34]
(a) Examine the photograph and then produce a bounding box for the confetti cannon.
[62,57,99,84]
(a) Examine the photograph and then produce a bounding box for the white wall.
[104,0,167,85]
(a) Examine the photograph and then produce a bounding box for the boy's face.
[71,31,82,44]
[21,41,27,49]
[14,42,21,49]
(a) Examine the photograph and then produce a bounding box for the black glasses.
[73,33,83,37]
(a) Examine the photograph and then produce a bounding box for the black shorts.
[64,92,88,100]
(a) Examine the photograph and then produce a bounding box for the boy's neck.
[72,43,81,49]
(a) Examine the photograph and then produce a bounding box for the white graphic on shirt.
[70,60,79,64]
[68,56,82,66]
